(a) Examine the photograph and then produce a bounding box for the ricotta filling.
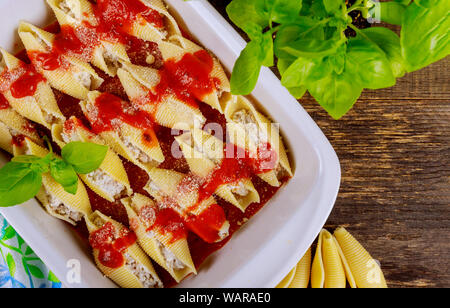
[147,231,186,271]
[124,252,163,288]
[59,0,80,20]
[46,192,83,224]
[229,181,249,200]
[86,169,127,200]
[61,130,81,143]
[231,109,267,144]
[120,135,153,165]
[43,111,61,125]
[74,70,94,90]
[103,49,121,71]
[218,222,230,240]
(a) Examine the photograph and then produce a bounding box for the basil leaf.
[275,22,343,60]
[0,162,33,192]
[226,0,268,39]
[369,2,406,25]
[401,0,450,72]
[261,31,275,67]
[415,0,439,8]
[230,40,264,95]
[361,27,406,78]
[346,36,396,90]
[323,0,341,14]
[286,85,307,99]
[307,70,363,120]
[0,162,42,207]
[11,155,42,164]
[265,0,303,24]
[61,142,108,174]
[50,159,78,195]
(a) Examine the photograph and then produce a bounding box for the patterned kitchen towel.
[0,215,61,288]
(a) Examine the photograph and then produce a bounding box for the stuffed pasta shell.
[13,137,91,225]
[224,96,292,187]
[80,91,164,172]
[117,65,206,130]
[86,210,163,288]
[18,22,103,100]
[145,168,230,243]
[0,104,42,154]
[0,49,65,129]
[52,117,132,202]
[46,0,131,77]
[158,35,232,113]
[122,193,196,282]
[176,129,260,212]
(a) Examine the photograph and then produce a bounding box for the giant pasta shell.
[175,129,260,212]
[18,22,103,100]
[122,193,196,282]
[86,211,163,288]
[117,66,205,130]
[0,49,65,129]
[224,96,292,187]
[0,108,42,154]
[311,229,346,288]
[276,266,297,288]
[289,247,312,288]
[334,227,387,288]
[13,137,91,225]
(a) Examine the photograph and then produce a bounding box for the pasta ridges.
[86,92,155,134]
[0,63,46,98]
[92,0,164,43]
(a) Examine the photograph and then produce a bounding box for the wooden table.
[210,0,449,288]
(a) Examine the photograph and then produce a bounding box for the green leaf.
[230,40,264,95]
[265,0,303,24]
[2,226,16,240]
[226,0,268,39]
[0,162,43,207]
[61,142,108,174]
[369,2,406,25]
[361,27,406,78]
[307,70,363,119]
[50,159,78,194]
[261,31,275,67]
[28,264,44,279]
[275,22,343,60]
[11,155,42,164]
[6,253,16,277]
[401,0,450,72]
[286,85,307,98]
[346,36,396,89]
[323,0,341,14]
[415,0,439,8]
[281,56,329,88]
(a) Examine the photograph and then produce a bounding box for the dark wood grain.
[210,0,450,288]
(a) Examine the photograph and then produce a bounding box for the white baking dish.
[0,0,340,288]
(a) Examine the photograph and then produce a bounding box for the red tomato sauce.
[89,221,137,269]
[140,50,220,109]
[11,134,26,147]
[147,207,187,244]
[0,93,10,109]
[0,64,45,98]
[91,0,164,44]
